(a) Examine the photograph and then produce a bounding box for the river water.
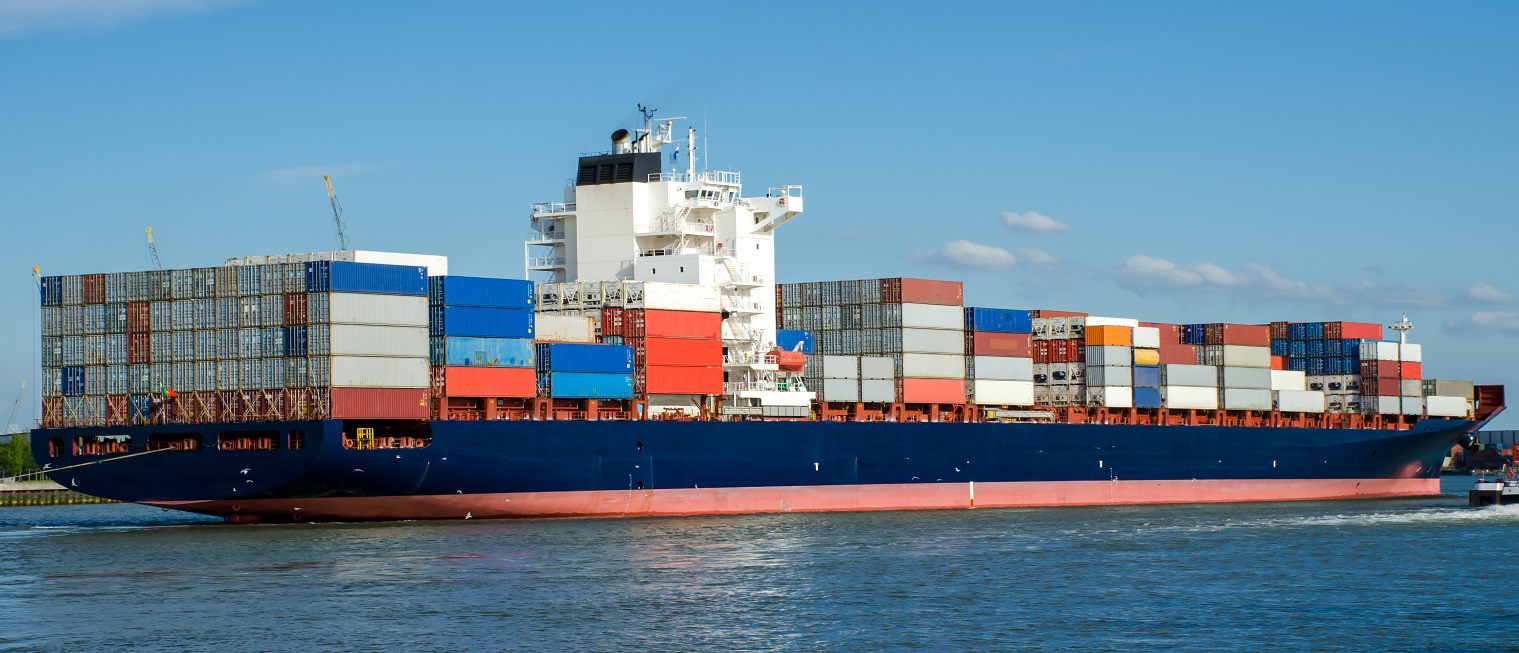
[1,476,1515,653]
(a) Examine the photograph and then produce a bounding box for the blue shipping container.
[775,329,815,354]
[429,306,534,338]
[535,343,633,373]
[1133,387,1162,408]
[1289,358,1307,372]
[61,366,85,397]
[128,395,153,420]
[963,307,1033,334]
[40,277,62,307]
[539,372,634,399]
[1132,365,1161,388]
[428,276,535,309]
[305,261,427,296]
[1270,340,1287,356]
[283,326,308,357]
[431,337,535,367]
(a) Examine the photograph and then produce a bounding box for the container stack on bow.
[963,308,1035,406]
[1030,310,1089,406]
[427,276,537,419]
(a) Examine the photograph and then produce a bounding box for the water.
[2,477,1516,653]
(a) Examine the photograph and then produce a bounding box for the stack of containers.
[819,355,861,402]
[305,260,431,419]
[1423,379,1474,417]
[1285,321,1382,412]
[1030,310,1089,405]
[1183,323,1272,410]
[860,356,895,402]
[1160,360,1219,411]
[534,342,635,399]
[963,308,1034,406]
[599,282,723,396]
[1358,339,1424,416]
[1271,368,1326,413]
[1130,324,1162,408]
[776,278,966,404]
[427,276,537,401]
[1084,319,1136,408]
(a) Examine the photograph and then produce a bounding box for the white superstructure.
[524,108,811,410]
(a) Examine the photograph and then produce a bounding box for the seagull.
[70,479,77,487]
[441,457,447,461]
[352,469,363,473]
[911,476,920,481]
[464,512,473,520]
[955,467,961,472]
[240,468,251,475]
[245,480,254,484]
[395,455,401,459]
[456,490,462,494]
[43,464,51,470]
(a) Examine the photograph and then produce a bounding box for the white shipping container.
[822,355,860,379]
[1084,316,1139,328]
[225,250,448,276]
[535,315,597,343]
[1274,390,1326,413]
[1359,341,1399,362]
[900,328,964,354]
[1162,364,1218,387]
[1400,379,1422,397]
[328,325,428,357]
[1219,367,1271,389]
[625,281,721,313]
[971,380,1035,406]
[1399,343,1423,363]
[861,379,895,402]
[1425,395,1470,417]
[1270,370,1306,391]
[971,356,1033,381]
[1200,345,1272,368]
[1085,345,1131,367]
[1399,396,1423,416]
[1030,317,1051,340]
[821,378,860,402]
[325,356,429,388]
[860,356,894,380]
[900,303,963,330]
[1221,388,1272,411]
[1088,365,1132,387]
[1088,386,1133,408]
[1131,326,1160,349]
[328,294,428,327]
[1364,395,1401,415]
[901,354,964,379]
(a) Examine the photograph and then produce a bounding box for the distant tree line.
[2,434,38,478]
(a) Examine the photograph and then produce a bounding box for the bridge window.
[74,435,130,456]
[48,437,64,458]
[288,429,305,450]
[218,430,280,452]
[149,433,201,452]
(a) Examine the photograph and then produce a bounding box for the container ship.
[30,110,1505,523]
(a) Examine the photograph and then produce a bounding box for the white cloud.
[255,163,381,184]
[1466,283,1514,304]
[1001,210,1068,233]
[0,0,241,37]
[908,240,1017,270]
[1014,247,1058,266]
[1110,254,1450,308]
[1445,311,1519,335]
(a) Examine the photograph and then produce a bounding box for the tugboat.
[1468,467,1519,507]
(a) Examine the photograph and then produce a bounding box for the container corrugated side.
[1221,388,1272,410]
[1131,326,1161,349]
[641,338,721,367]
[536,343,634,373]
[325,356,429,388]
[441,366,536,397]
[1088,386,1133,408]
[1163,386,1218,410]
[859,356,894,380]
[1270,370,1306,391]
[329,387,429,419]
[969,356,1033,381]
[326,294,428,327]
[1088,365,1132,387]
[901,353,963,379]
[642,365,722,394]
[900,378,965,403]
[970,380,1034,405]
[822,356,859,379]
[900,304,963,330]
[534,315,596,343]
[430,276,534,309]
[433,337,534,368]
[326,325,428,358]
[1086,345,1130,366]
[860,378,894,402]
[1219,367,1272,389]
[1425,395,1470,417]
[430,306,534,338]
[963,307,1032,334]
[1274,390,1326,413]
[627,281,721,312]
[899,328,964,354]
[545,372,635,399]
[821,378,860,402]
[306,261,427,296]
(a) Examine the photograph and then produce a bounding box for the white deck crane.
[324,175,351,251]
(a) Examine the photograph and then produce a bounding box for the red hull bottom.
[147,478,1441,523]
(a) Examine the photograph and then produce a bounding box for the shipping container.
[324,356,429,388]
[638,337,721,367]
[901,353,964,379]
[1085,345,1130,367]
[897,303,963,330]
[821,378,860,402]
[1360,341,1399,362]
[1089,365,1132,387]
[535,315,597,343]
[970,380,1034,405]
[429,306,534,338]
[1275,390,1326,413]
[963,307,1032,334]
[969,331,1031,358]
[1400,343,1423,363]
[623,281,722,312]
[1219,367,1272,389]
[860,356,894,380]
[880,278,963,306]
[322,324,428,358]
[536,343,634,373]
[642,365,722,394]
[1162,364,1219,388]
[1399,396,1423,415]
[1422,379,1474,399]
[430,336,534,368]
[541,372,635,399]
[898,328,964,354]
[1198,345,1271,369]
[306,261,427,296]
[1325,321,1383,341]
[1270,370,1306,391]
[822,356,859,379]
[1426,395,1470,417]
[428,276,535,309]
[1088,386,1133,408]
[1132,366,1160,388]
[1221,388,1272,411]
[1086,325,1131,347]
[1131,348,1160,367]
[900,378,965,403]
[968,356,1033,381]
[1131,327,1161,349]
[605,309,722,339]
[776,329,815,354]
[329,387,430,419]
[436,366,536,397]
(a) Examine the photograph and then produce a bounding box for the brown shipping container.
[970,331,1031,357]
[128,333,151,364]
[82,274,106,305]
[1368,378,1401,396]
[601,307,625,337]
[641,337,722,366]
[1269,321,1289,341]
[127,302,151,333]
[1360,360,1399,379]
[330,387,430,419]
[643,365,723,394]
[1205,324,1269,346]
[1033,340,1051,364]
[284,293,308,326]
[1326,321,1382,340]
[441,367,535,398]
[900,378,966,404]
[1031,310,1089,319]
[880,278,963,306]
[1158,345,1198,365]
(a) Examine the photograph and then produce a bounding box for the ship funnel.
[611,129,632,154]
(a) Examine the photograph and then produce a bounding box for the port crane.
[324,175,351,251]
[145,227,163,270]
[4,381,24,435]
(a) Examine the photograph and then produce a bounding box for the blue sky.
[1,1,1515,429]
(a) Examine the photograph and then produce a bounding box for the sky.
[0,1,1515,429]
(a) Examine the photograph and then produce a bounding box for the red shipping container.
[82,274,105,305]
[1325,321,1383,340]
[601,307,625,338]
[1033,340,1052,364]
[127,302,151,333]
[1141,322,1181,345]
[643,365,723,394]
[442,367,535,398]
[1269,321,1289,341]
[642,337,722,366]
[128,333,151,364]
[284,293,308,326]
[971,332,1031,357]
[1158,345,1198,365]
[1360,360,1400,379]
[1205,324,1269,346]
[1369,378,1400,396]
[329,387,430,419]
[881,278,963,306]
[1072,341,1086,363]
[1401,362,1422,379]
[1271,356,1287,371]
[1031,309,1089,318]
[630,310,722,339]
[901,378,966,404]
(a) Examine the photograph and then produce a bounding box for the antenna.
[1388,313,1413,346]
[324,175,351,251]
[145,228,163,271]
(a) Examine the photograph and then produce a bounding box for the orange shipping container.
[642,337,723,366]
[643,365,723,394]
[1085,325,1132,347]
[1271,356,1287,371]
[1401,362,1422,379]
[329,388,429,419]
[901,378,966,404]
[971,331,1031,357]
[441,367,536,398]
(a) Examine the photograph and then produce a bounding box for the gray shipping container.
[40,307,61,337]
[150,332,172,363]
[128,364,150,394]
[62,306,84,335]
[1161,364,1218,388]
[62,336,84,366]
[83,304,105,335]
[105,303,127,334]
[106,365,128,395]
[215,266,238,298]
[217,360,239,391]
[41,368,61,397]
[239,296,262,327]
[1218,366,1272,389]
[861,378,895,402]
[82,335,106,366]
[860,356,894,380]
[172,331,195,362]
[822,355,860,379]
[239,329,262,360]
[105,334,128,365]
